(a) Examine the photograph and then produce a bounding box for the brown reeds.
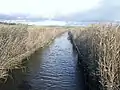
[72,24,120,90]
[0,24,65,79]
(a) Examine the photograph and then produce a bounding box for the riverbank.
[71,24,120,90]
[0,24,66,81]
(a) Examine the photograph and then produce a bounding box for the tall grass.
[0,24,65,80]
[72,24,120,90]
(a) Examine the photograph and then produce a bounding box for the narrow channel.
[1,32,86,90]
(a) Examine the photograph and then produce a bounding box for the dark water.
[0,33,86,90]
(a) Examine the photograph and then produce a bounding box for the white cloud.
[0,0,101,18]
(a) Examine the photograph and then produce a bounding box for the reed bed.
[72,24,120,90]
[0,24,65,80]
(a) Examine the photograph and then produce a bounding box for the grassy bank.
[0,24,65,80]
[71,24,120,90]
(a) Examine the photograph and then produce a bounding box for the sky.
[0,0,101,18]
[53,0,120,21]
[0,0,120,23]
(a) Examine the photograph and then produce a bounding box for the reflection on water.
[0,33,86,90]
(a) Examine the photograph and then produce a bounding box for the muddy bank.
[68,31,98,90]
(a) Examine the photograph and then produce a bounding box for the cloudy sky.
[0,0,119,21]
[58,0,120,21]
[0,0,101,17]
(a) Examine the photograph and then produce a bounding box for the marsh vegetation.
[0,24,65,81]
[72,24,120,90]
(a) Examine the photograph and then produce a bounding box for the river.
[0,32,86,90]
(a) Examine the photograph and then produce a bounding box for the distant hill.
[0,13,47,22]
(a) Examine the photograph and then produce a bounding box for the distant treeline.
[0,22,17,25]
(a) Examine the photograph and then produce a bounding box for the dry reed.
[72,23,120,90]
[0,24,65,80]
